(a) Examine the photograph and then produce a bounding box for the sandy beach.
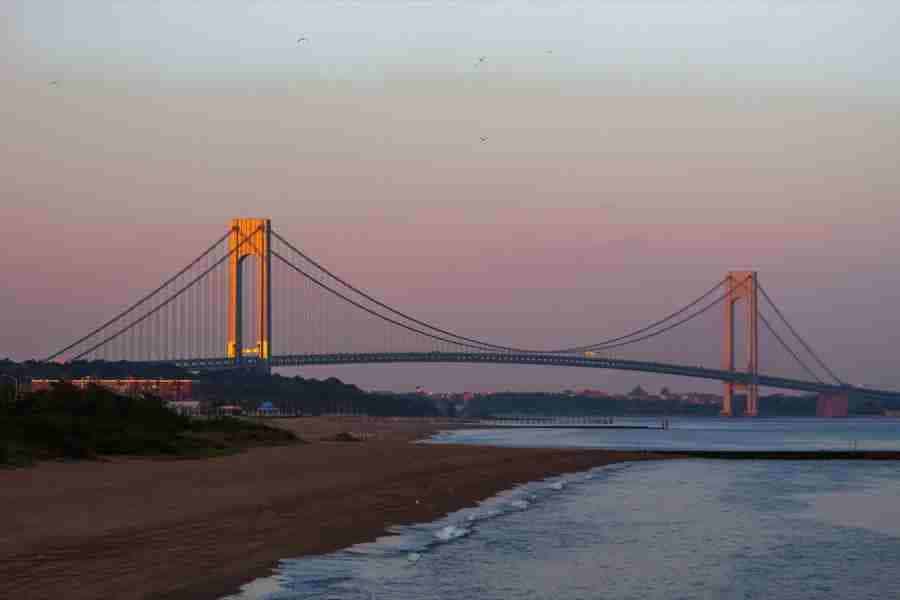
[0,417,657,600]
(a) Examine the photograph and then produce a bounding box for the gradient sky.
[2,1,899,393]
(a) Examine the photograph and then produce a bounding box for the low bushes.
[0,382,299,466]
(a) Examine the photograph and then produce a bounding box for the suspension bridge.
[44,218,900,416]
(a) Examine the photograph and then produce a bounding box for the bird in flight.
[297,36,308,44]
[479,136,488,143]
[49,80,59,86]
[475,56,486,66]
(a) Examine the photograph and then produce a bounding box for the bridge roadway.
[168,351,900,401]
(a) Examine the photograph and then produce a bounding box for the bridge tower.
[227,218,272,364]
[722,270,759,417]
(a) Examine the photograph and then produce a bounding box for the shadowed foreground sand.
[0,417,658,600]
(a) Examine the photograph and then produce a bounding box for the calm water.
[226,420,900,600]
[431,417,900,451]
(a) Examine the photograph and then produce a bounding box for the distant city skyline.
[3,1,899,392]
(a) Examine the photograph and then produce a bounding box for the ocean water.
[225,421,900,600]
[430,417,900,451]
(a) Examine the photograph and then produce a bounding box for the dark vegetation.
[1,360,443,417]
[197,371,442,416]
[0,382,297,467]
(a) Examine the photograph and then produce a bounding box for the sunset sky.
[2,1,899,392]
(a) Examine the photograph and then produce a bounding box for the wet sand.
[0,417,659,600]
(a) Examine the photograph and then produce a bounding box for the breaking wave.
[435,524,471,542]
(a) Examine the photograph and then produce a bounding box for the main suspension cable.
[273,231,531,353]
[759,311,823,383]
[45,230,232,362]
[275,244,745,358]
[758,283,844,385]
[272,250,510,353]
[275,230,731,354]
[555,279,728,353]
[69,226,263,361]
[575,276,749,353]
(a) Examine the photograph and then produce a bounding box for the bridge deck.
[160,352,900,401]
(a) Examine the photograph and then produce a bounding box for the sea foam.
[434,525,470,541]
[467,509,502,522]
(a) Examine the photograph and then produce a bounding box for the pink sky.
[2,2,899,392]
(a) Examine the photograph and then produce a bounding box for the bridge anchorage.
[44,218,900,413]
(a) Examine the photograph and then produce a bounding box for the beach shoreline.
[6,416,897,600]
[0,417,662,600]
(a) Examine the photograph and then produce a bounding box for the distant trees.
[1,382,296,466]
[195,371,441,417]
[0,379,16,405]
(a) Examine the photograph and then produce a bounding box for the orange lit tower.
[722,270,759,417]
[227,218,272,362]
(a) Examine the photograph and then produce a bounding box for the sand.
[0,417,657,600]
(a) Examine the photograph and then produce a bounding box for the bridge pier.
[816,392,849,418]
[722,386,759,418]
[746,386,759,417]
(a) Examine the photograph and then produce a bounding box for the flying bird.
[475,56,486,66]
[479,136,488,143]
[49,80,59,86]
[297,36,308,44]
